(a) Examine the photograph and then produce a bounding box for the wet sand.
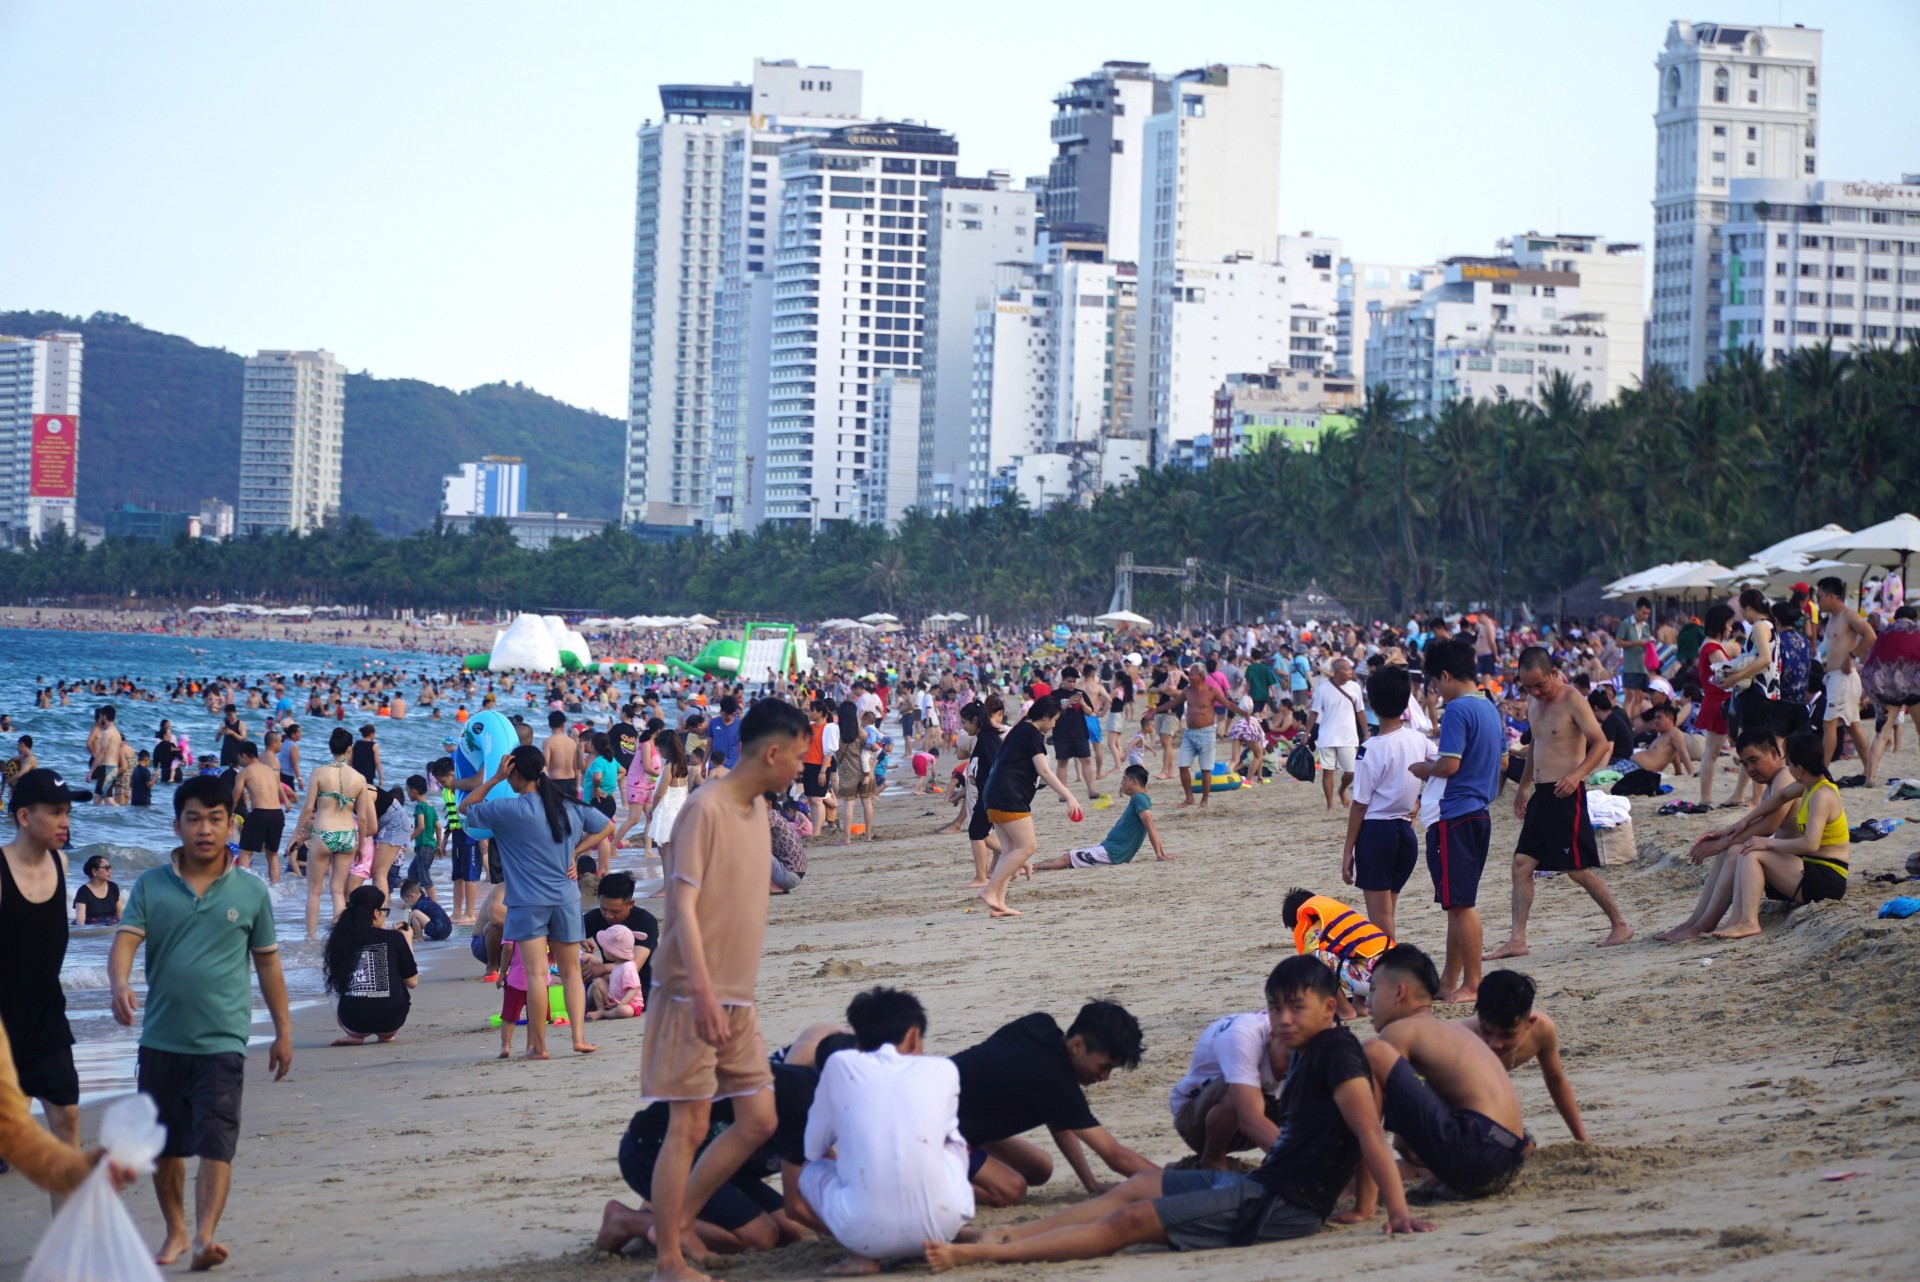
[3,743,1918,1280]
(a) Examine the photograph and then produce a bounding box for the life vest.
[1293,894,1391,964]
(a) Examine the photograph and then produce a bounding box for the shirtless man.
[543,710,582,801]
[1487,647,1632,958]
[231,742,294,883]
[1816,576,1879,782]
[1609,704,1695,795]
[1467,970,1586,1141]
[1472,614,1499,680]
[1361,944,1529,1200]
[1167,665,1232,808]
[1655,727,1799,941]
[91,706,124,806]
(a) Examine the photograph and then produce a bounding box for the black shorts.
[1622,672,1650,691]
[484,839,504,886]
[14,1040,79,1108]
[239,809,285,854]
[1767,860,1847,904]
[1514,787,1599,872]
[1381,1058,1527,1197]
[967,799,993,843]
[591,795,617,819]
[1053,740,1091,761]
[1476,653,1498,677]
[279,772,296,791]
[801,762,828,798]
[1354,818,1418,893]
[966,1145,989,1180]
[1610,767,1664,797]
[619,1130,782,1231]
[1427,811,1491,909]
[138,1047,245,1163]
[1250,696,1270,713]
[553,777,580,802]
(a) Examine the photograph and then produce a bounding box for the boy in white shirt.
[1167,1008,1289,1169]
[796,987,974,1273]
[1341,665,1435,940]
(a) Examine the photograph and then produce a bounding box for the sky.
[3,1,1916,418]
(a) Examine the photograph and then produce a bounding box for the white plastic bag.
[25,1093,168,1282]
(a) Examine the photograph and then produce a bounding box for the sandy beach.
[4,737,1918,1280]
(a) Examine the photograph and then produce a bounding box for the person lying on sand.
[924,958,1430,1271]
[1467,970,1586,1141]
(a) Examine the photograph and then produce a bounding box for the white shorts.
[1823,669,1862,725]
[1317,745,1357,773]
[1066,844,1115,867]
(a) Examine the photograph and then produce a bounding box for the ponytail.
[509,744,571,843]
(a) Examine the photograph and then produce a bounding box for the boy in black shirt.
[927,961,1429,1270]
[954,1002,1155,1207]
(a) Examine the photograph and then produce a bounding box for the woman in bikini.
[1711,729,1851,940]
[291,726,377,939]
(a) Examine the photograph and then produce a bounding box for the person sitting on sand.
[324,885,418,1046]
[1282,887,1393,1021]
[952,1001,1156,1209]
[1609,704,1695,796]
[1031,766,1174,870]
[598,1028,856,1260]
[1704,729,1850,941]
[789,988,974,1275]
[1467,970,1587,1141]
[1361,944,1530,1201]
[1656,728,1801,942]
[922,957,1431,1272]
[1166,1006,1288,1169]
[585,923,645,1021]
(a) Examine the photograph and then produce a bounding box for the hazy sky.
[4,1,1916,417]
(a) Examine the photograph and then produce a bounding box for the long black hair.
[324,885,388,997]
[508,744,573,843]
[836,700,861,745]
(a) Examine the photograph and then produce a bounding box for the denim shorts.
[1177,728,1216,770]
[504,901,585,944]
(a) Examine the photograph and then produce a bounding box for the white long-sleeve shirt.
[801,1044,974,1259]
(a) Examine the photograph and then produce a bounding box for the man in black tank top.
[350,724,383,789]
[1,769,93,1157]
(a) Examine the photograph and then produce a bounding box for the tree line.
[4,342,1914,624]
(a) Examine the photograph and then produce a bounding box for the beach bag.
[25,1093,168,1282]
[1285,742,1315,782]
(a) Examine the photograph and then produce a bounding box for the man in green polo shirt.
[1244,651,1280,714]
[110,774,292,1272]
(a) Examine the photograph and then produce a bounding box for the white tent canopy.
[858,612,898,624]
[1095,609,1152,627]
[683,613,720,627]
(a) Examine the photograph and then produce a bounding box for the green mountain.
[0,310,623,534]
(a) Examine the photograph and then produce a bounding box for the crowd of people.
[2,580,1917,1277]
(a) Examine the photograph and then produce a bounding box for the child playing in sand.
[586,923,645,1021]
[1033,766,1174,870]
[1228,706,1266,782]
[1468,970,1586,1141]
[1360,944,1530,1202]
[399,879,452,941]
[1282,888,1392,1018]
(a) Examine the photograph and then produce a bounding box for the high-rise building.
[1721,175,1920,364]
[1652,20,1821,387]
[441,456,527,518]
[746,122,959,528]
[1504,232,1646,397]
[1211,368,1361,459]
[1044,62,1168,262]
[1136,64,1285,454]
[1366,259,1611,419]
[197,498,235,541]
[914,173,1034,515]
[858,373,921,528]
[1334,261,1440,389]
[238,349,343,536]
[624,60,863,530]
[0,329,82,543]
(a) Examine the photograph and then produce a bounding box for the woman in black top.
[72,855,120,926]
[324,885,418,1045]
[978,696,1082,917]
[961,697,1007,888]
[152,720,180,783]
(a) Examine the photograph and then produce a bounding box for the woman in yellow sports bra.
[289,726,376,939]
[1713,730,1848,939]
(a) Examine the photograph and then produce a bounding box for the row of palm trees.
[5,341,1914,623]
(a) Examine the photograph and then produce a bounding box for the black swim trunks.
[239,809,285,854]
[1514,786,1598,872]
[1426,812,1490,909]
[1381,1058,1527,1197]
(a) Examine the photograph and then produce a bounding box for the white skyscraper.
[238,349,344,536]
[1335,261,1440,389]
[915,174,1035,514]
[1505,232,1646,398]
[749,122,959,528]
[0,329,82,543]
[1721,175,1920,364]
[624,61,862,529]
[441,456,526,518]
[1045,62,1168,262]
[859,373,922,528]
[1652,20,1821,387]
[1136,64,1285,456]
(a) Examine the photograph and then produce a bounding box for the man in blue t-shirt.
[1033,767,1174,870]
[707,694,743,773]
[1408,640,1504,1004]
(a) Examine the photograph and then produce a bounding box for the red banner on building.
[30,414,77,499]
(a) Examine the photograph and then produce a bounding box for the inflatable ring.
[453,709,519,838]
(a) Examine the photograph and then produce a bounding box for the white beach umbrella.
[1804,513,1920,573]
[1644,561,1738,598]
[1760,557,1868,596]
[1603,562,1693,599]
[859,612,899,624]
[1095,609,1152,627]
[684,613,720,627]
[1749,523,1852,567]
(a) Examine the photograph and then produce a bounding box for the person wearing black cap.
[1,768,93,1172]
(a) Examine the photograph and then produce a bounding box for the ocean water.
[0,627,469,1102]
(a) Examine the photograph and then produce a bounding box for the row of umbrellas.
[575,614,719,629]
[1604,515,1920,600]
[185,603,352,616]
